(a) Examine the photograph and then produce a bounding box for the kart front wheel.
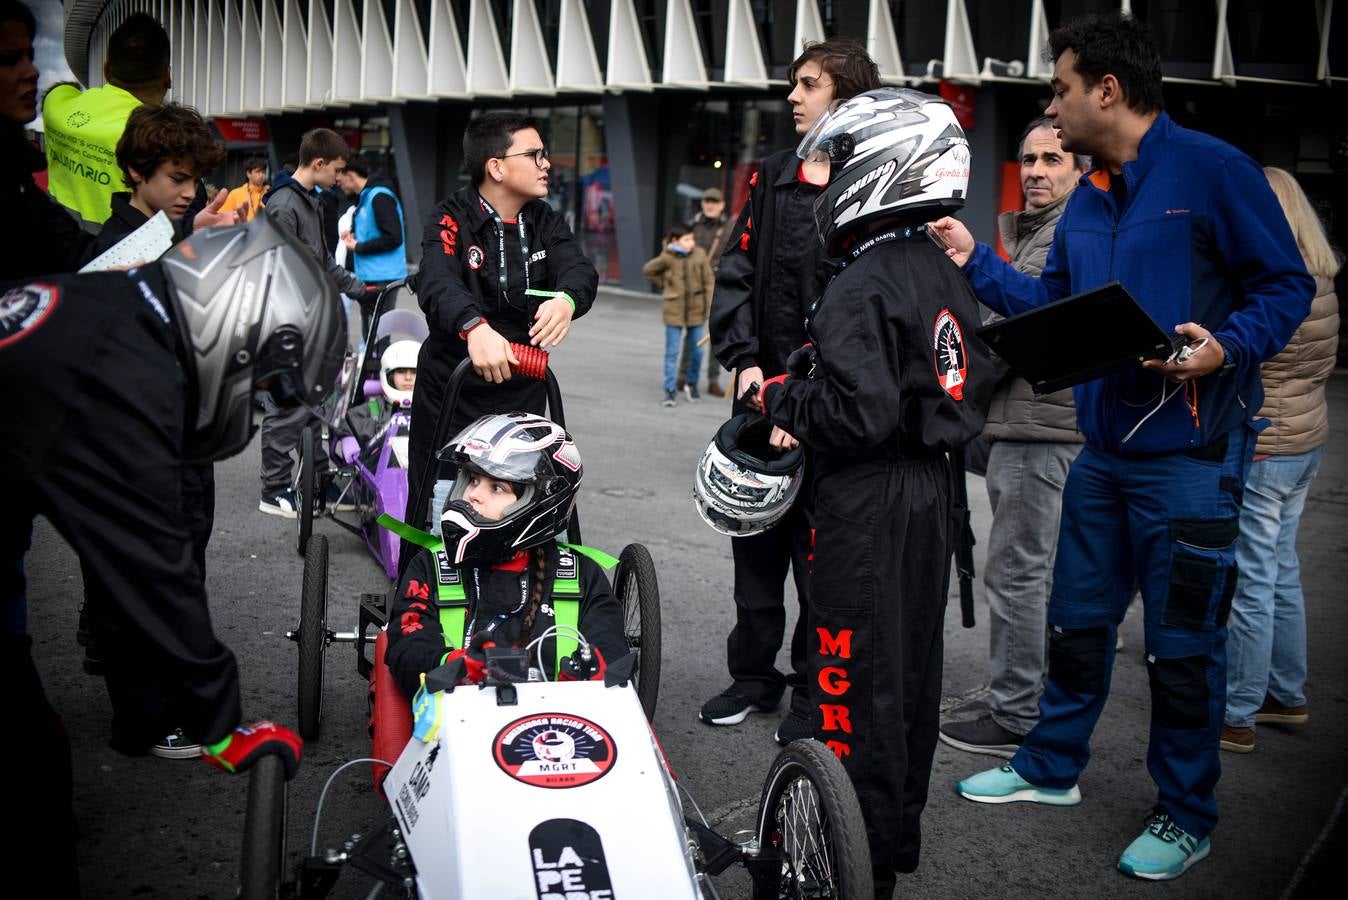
[613,543,661,721]
[238,753,287,900]
[753,740,872,900]
[297,534,329,741]
[295,425,318,556]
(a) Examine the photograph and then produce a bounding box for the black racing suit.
[761,227,993,873]
[387,543,627,701]
[407,189,598,523]
[2,267,244,888]
[707,150,834,714]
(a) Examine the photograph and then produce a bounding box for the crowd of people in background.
[2,0,1342,896]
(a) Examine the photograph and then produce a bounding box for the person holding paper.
[406,112,598,522]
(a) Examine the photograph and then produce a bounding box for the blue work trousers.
[1011,426,1253,840]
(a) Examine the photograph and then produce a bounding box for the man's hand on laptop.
[1143,322,1224,382]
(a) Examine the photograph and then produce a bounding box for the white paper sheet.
[78,210,175,272]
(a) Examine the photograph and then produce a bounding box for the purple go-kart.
[292,281,426,582]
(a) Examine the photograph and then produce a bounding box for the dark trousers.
[1011,429,1253,840]
[726,494,812,712]
[808,456,950,873]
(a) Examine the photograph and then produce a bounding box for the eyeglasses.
[499,147,550,167]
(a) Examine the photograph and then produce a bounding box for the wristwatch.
[457,315,488,341]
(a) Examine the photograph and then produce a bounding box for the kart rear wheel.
[297,534,328,741]
[613,543,661,721]
[753,740,872,900]
[295,425,318,556]
[239,753,287,900]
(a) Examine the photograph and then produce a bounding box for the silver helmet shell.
[693,414,804,537]
[160,214,345,462]
[799,88,971,255]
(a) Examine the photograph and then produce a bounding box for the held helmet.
[160,214,345,462]
[693,414,804,537]
[798,87,970,255]
[380,339,420,408]
[437,412,583,566]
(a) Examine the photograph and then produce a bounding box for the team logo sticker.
[494,713,616,789]
[466,244,485,270]
[933,307,967,401]
[0,284,59,349]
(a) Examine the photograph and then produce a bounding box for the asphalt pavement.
[26,286,1348,898]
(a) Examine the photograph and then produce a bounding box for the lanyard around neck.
[477,194,531,306]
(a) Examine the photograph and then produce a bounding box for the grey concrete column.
[389,102,471,267]
[602,93,663,290]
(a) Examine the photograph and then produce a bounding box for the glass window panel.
[586,0,611,76]
[1227,0,1319,82]
[887,0,946,79]
[635,0,666,75]
[533,0,562,71]
[968,0,1033,68]
[817,0,868,40]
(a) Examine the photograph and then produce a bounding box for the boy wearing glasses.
[407,112,598,517]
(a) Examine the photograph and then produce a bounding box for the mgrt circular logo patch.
[0,284,59,349]
[493,713,616,789]
[466,245,485,270]
[933,307,967,401]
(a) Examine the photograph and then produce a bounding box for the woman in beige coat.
[1222,168,1341,753]
[644,222,714,406]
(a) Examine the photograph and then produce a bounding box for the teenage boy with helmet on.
[931,11,1313,881]
[2,215,345,887]
[758,88,992,893]
[409,113,598,522]
[386,413,627,698]
[703,37,880,743]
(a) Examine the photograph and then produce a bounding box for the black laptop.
[976,281,1185,394]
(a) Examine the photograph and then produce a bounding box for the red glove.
[559,647,606,682]
[202,720,302,780]
[445,644,492,684]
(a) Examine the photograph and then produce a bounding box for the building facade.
[62,0,1346,290]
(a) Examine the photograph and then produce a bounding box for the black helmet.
[161,215,345,462]
[693,414,804,537]
[798,88,971,255]
[438,413,583,565]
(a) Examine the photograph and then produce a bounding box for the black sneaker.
[938,712,1025,759]
[773,707,814,746]
[150,728,202,759]
[699,685,772,725]
[685,383,701,403]
[662,390,677,408]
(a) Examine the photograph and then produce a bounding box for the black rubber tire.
[613,543,661,721]
[238,753,287,900]
[297,534,328,742]
[753,740,873,900]
[295,425,317,556]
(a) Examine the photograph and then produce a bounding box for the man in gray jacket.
[939,118,1088,756]
[258,127,366,515]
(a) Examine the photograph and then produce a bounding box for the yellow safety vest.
[43,83,142,231]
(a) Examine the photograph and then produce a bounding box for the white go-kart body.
[382,678,701,900]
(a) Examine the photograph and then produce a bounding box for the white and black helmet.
[160,215,345,462]
[438,412,583,566]
[693,414,804,537]
[799,87,971,255]
[379,339,420,408]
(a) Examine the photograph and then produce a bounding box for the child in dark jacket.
[643,222,714,406]
[386,412,627,700]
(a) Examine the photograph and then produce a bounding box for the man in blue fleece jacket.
[931,10,1313,883]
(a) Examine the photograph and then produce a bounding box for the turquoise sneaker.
[956,764,1082,805]
[1117,808,1210,880]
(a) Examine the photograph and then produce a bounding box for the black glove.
[786,342,818,378]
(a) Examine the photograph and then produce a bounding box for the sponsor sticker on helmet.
[466,245,485,270]
[933,308,968,401]
[0,284,59,349]
[494,713,616,789]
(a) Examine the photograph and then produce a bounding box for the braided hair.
[520,542,554,631]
